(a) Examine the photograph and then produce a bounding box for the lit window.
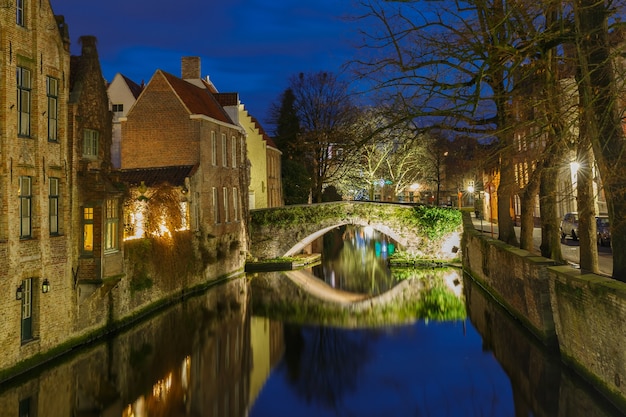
[19,176,31,238]
[83,129,99,158]
[17,67,31,137]
[83,207,94,253]
[49,177,59,235]
[47,76,58,142]
[105,199,119,252]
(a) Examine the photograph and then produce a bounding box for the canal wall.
[462,212,626,410]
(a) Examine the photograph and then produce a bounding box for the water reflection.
[312,225,398,295]
[2,234,626,415]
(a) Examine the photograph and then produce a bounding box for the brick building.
[0,2,73,368]
[68,36,124,286]
[120,57,249,275]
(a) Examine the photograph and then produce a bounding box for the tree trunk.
[519,182,539,251]
[497,153,519,245]
[577,137,599,273]
[539,165,564,261]
[574,0,626,279]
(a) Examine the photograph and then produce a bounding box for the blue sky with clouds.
[53,0,362,128]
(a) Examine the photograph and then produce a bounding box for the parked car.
[560,212,579,241]
[596,215,611,247]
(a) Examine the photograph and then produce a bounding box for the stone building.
[0,2,73,370]
[68,36,124,295]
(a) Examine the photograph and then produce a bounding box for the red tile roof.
[160,71,234,125]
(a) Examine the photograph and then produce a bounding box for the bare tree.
[289,71,360,203]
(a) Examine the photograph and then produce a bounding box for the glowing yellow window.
[83,207,94,252]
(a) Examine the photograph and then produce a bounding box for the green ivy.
[409,206,462,240]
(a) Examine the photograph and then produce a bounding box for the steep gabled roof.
[120,74,144,99]
[118,165,197,187]
[160,71,234,125]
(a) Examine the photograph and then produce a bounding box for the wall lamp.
[42,279,50,294]
[16,284,23,300]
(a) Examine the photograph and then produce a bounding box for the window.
[16,0,24,26]
[17,67,31,137]
[221,134,227,167]
[112,103,123,113]
[211,131,217,166]
[232,187,239,221]
[231,136,237,168]
[212,187,219,224]
[105,199,119,252]
[223,187,229,222]
[241,137,245,165]
[83,129,99,158]
[83,207,94,253]
[49,177,59,235]
[19,176,31,238]
[47,76,58,141]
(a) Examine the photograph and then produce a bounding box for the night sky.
[52,0,362,128]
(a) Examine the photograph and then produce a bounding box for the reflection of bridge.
[250,268,465,326]
[248,201,460,260]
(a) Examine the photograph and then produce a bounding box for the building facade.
[0,1,73,369]
[120,58,249,276]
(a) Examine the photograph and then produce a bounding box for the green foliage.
[282,159,311,205]
[409,206,462,240]
[417,284,466,321]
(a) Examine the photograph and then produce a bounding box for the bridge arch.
[248,202,461,261]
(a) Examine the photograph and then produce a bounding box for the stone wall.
[462,212,626,410]
[461,214,558,344]
[549,266,626,407]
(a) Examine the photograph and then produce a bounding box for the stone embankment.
[462,212,626,410]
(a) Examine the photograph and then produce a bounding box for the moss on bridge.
[251,202,461,240]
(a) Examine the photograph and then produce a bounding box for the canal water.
[1,225,624,416]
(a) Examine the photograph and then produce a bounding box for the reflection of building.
[249,317,285,408]
[2,278,253,417]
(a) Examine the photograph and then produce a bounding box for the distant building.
[107,73,144,168]
[217,93,283,209]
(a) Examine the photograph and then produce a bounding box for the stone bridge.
[248,201,461,261]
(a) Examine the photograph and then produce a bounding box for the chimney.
[181,56,201,80]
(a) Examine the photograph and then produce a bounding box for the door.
[21,278,32,342]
